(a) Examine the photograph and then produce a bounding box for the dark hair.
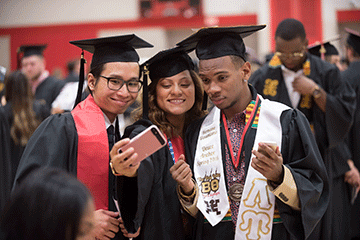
[346,43,360,58]
[275,18,306,41]
[4,71,40,146]
[0,167,93,240]
[135,70,206,138]
[230,55,245,69]
[88,63,105,95]
[67,59,79,73]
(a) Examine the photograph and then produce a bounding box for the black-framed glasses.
[100,76,143,93]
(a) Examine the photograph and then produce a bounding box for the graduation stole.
[265,55,312,110]
[194,106,229,226]
[71,95,109,210]
[234,97,290,240]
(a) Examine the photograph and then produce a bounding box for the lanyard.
[222,96,260,168]
[168,138,176,164]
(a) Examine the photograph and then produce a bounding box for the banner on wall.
[140,0,202,19]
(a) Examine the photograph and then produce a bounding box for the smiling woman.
[110,47,206,239]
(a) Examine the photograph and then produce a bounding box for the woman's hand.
[170,155,194,194]
[110,138,140,177]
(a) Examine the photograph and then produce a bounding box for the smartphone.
[119,125,167,165]
[257,141,277,158]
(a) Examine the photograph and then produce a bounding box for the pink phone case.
[119,125,167,164]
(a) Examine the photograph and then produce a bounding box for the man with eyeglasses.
[13,35,153,240]
[250,18,356,239]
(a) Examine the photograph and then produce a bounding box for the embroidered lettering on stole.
[235,98,290,240]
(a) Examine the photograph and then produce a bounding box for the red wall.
[0,14,257,76]
[270,0,323,51]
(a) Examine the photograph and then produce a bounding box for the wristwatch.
[312,85,321,99]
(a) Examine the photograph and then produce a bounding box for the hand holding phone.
[257,141,277,158]
[119,125,167,165]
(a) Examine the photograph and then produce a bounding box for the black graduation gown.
[249,55,356,239]
[13,113,125,240]
[117,119,192,240]
[34,76,65,110]
[341,60,360,239]
[185,87,329,240]
[1,101,50,188]
[0,106,11,213]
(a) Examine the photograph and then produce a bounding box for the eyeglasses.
[274,50,305,60]
[100,76,143,93]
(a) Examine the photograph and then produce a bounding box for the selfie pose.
[110,47,206,239]
[13,34,153,240]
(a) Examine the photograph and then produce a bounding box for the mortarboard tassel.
[73,50,86,109]
[319,44,326,61]
[142,64,149,120]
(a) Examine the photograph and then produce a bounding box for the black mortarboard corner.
[17,45,47,70]
[141,47,195,119]
[176,25,266,61]
[346,28,360,55]
[69,34,153,108]
[308,36,340,60]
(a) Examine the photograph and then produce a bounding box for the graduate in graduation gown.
[185,85,329,240]
[19,45,65,111]
[110,47,206,240]
[308,39,360,240]
[13,35,153,240]
[249,19,356,240]
[176,24,329,240]
[341,28,360,240]
[1,71,50,188]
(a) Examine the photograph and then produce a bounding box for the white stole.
[193,96,290,239]
[235,98,290,240]
[194,106,229,226]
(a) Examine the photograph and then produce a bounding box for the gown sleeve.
[0,106,12,212]
[116,119,155,234]
[13,113,78,190]
[279,108,329,240]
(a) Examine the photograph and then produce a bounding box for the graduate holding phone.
[110,47,206,239]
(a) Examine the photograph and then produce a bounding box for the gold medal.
[228,183,244,202]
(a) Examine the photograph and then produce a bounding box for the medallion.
[228,183,244,202]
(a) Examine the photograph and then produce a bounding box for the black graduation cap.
[17,44,47,69]
[18,44,47,57]
[69,34,153,108]
[308,41,339,58]
[346,28,360,55]
[70,34,153,69]
[176,25,266,60]
[140,47,195,119]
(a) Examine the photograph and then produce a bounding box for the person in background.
[249,18,356,240]
[110,47,206,239]
[19,45,65,111]
[175,24,329,239]
[308,38,360,240]
[308,39,344,70]
[13,34,153,240]
[51,59,85,114]
[341,28,360,240]
[1,71,50,187]
[1,167,95,240]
